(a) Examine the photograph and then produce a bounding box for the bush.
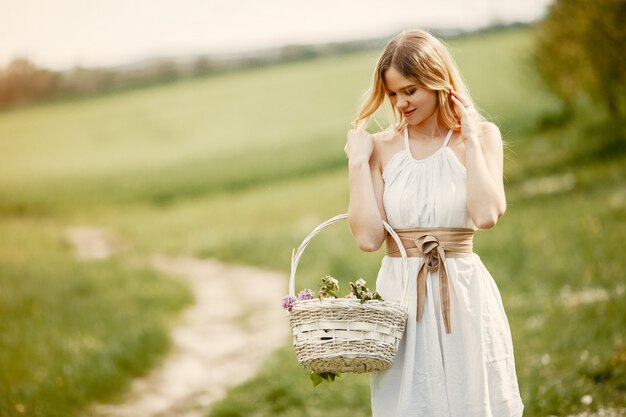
[533,0,626,118]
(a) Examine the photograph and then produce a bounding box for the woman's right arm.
[345,129,387,252]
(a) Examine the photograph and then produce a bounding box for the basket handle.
[289,213,410,308]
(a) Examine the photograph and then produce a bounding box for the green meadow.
[0,27,624,416]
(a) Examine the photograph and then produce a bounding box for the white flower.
[581,395,593,405]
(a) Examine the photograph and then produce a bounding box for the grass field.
[0,218,192,416]
[0,26,624,416]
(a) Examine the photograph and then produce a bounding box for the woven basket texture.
[289,298,408,373]
[288,213,409,374]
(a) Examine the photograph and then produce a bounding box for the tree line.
[0,24,521,110]
[0,41,382,110]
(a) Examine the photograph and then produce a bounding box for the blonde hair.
[354,29,481,132]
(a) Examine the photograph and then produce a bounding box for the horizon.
[1,0,553,71]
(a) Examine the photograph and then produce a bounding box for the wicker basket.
[288,213,409,373]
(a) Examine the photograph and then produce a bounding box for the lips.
[403,109,416,117]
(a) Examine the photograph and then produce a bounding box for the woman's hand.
[344,128,374,166]
[450,90,480,143]
[450,90,506,228]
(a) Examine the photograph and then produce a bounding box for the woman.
[344,29,524,417]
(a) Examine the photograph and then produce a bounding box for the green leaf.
[310,372,324,387]
[310,371,341,387]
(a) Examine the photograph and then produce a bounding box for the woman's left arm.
[451,91,506,230]
[465,123,506,229]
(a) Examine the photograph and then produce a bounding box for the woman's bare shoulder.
[373,127,402,149]
[478,121,503,148]
[372,127,404,168]
[479,121,502,139]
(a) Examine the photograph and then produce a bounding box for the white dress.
[370,127,524,417]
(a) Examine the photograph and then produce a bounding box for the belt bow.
[386,227,474,334]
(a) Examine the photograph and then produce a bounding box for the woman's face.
[383,66,438,126]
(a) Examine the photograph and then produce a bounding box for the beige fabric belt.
[385,227,474,334]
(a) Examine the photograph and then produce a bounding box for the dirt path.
[66,227,290,417]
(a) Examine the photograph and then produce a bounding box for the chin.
[405,116,425,126]
[405,110,436,126]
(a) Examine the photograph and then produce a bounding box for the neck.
[407,111,447,139]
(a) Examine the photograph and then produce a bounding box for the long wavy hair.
[353,29,482,132]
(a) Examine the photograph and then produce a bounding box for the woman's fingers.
[450,90,471,109]
[450,95,466,113]
[450,91,480,142]
[345,128,374,162]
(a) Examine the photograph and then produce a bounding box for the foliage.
[533,0,626,118]
[310,372,340,387]
[284,275,381,306]
[0,58,59,106]
[318,274,340,299]
[349,278,383,304]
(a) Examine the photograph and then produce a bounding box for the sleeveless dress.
[370,127,524,417]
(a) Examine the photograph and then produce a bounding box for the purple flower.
[281,295,297,312]
[297,289,315,300]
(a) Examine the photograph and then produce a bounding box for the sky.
[0,0,553,71]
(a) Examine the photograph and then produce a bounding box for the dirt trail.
[66,227,289,417]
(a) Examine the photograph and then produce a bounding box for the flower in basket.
[318,274,339,299]
[350,277,383,304]
[284,275,386,387]
[281,295,297,312]
[283,276,383,312]
[281,289,315,313]
[297,289,315,301]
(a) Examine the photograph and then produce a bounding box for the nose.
[396,95,408,109]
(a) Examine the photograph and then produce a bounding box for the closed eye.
[386,88,417,97]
